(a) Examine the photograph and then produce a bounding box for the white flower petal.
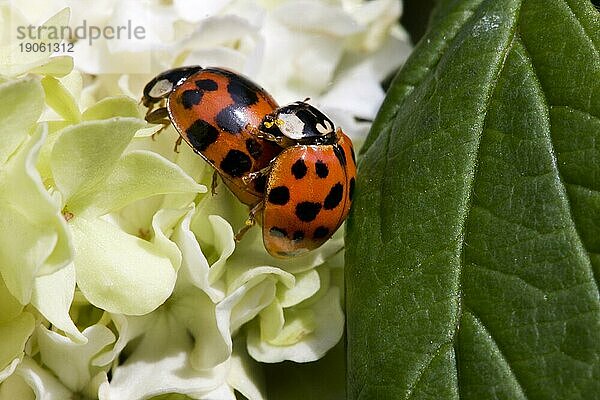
[0,7,72,77]
[173,0,232,22]
[172,209,225,302]
[36,324,115,394]
[206,215,237,285]
[257,18,345,100]
[215,268,294,352]
[228,226,344,275]
[0,371,35,400]
[272,1,359,36]
[277,269,320,308]
[199,384,237,400]
[30,263,85,343]
[247,287,344,363]
[227,342,266,400]
[85,150,206,217]
[108,312,226,399]
[258,299,284,342]
[27,56,74,78]
[0,358,21,383]
[81,95,142,121]
[7,357,72,400]
[0,124,72,304]
[209,273,293,370]
[0,274,24,324]
[170,288,230,371]
[183,15,260,52]
[92,313,152,368]
[0,78,45,165]
[50,117,146,210]
[71,216,177,315]
[41,75,81,123]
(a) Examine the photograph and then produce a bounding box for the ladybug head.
[260,101,337,146]
[142,66,203,107]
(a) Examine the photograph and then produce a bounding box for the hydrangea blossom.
[0,1,410,399]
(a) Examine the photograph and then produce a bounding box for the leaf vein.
[550,105,600,123]
[518,34,600,298]
[464,308,530,399]
[464,262,546,296]
[560,0,600,56]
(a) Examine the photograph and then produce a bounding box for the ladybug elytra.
[143,66,282,206]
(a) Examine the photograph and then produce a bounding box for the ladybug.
[142,66,282,206]
[143,68,356,258]
[254,102,357,258]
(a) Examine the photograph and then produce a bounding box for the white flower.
[19,0,410,141]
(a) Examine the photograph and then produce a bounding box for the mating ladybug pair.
[142,66,356,258]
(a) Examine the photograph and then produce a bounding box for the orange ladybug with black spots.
[142,66,282,206]
[143,68,356,258]
[257,102,356,258]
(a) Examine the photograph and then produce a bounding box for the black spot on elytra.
[195,79,218,91]
[228,79,258,105]
[268,186,290,205]
[349,177,355,201]
[315,161,329,178]
[269,227,287,238]
[216,105,245,134]
[333,144,346,166]
[324,183,343,210]
[186,119,218,151]
[291,159,307,179]
[181,90,203,109]
[295,202,321,222]
[220,150,251,177]
[292,230,304,241]
[246,138,262,160]
[313,226,329,239]
[254,174,267,194]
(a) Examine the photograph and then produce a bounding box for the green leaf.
[346,0,600,399]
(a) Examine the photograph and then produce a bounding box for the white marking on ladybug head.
[316,119,334,135]
[148,79,174,99]
[279,113,306,139]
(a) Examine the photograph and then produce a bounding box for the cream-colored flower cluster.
[0,1,409,399]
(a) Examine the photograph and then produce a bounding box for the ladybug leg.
[246,124,285,146]
[145,106,169,124]
[234,202,263,242]
[256,130,284,145]
[241,165,271,186]
[211,170,219,195]
[173,136,183,153]
[145,107,171,140]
